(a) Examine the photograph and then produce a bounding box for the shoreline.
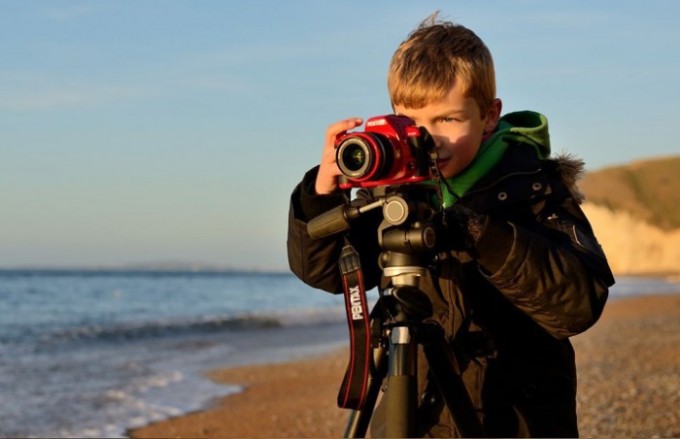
[129,349,350,438]
[130,293,680,438]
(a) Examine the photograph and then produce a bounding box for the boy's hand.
[315,117,363,195]
[441,205,489,252]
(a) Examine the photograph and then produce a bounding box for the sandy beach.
[130,294,680,438]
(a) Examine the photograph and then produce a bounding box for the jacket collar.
[459,145,585,213]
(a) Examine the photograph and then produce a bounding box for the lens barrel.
[337,137,372,178]
[336,133,394,181]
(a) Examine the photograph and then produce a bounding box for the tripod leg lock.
[390,326,411,345]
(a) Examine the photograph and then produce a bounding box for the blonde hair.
[388,13,496,114]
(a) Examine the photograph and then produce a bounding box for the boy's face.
[394,81,501,179]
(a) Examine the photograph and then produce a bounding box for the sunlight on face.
[394,81,500,178]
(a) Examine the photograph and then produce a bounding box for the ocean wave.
[30,306,347,350]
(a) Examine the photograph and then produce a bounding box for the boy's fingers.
[316,117,363,195]
[325,118,363,146]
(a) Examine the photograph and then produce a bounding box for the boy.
[287,14,614,438]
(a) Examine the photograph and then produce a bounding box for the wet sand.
[130,294,680,438]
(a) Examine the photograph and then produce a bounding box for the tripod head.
[374,186,439,324]
[307,184,440,252]
[307,184,441,324]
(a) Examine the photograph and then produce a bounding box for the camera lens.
[342,142,368,172]
[346,148,366,170]
[336,133,394,182]
[337,137,373,178]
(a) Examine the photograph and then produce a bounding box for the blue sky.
[2,1,679,270]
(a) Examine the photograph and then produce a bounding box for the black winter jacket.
[287,144,614,437]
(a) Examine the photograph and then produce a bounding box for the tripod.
[310,187,486,437]
[343,273,485,436]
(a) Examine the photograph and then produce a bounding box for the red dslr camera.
[335,115,435,189]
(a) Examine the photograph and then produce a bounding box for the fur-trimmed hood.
[435,111,588,209]
[550,153,586,204]
[487,111,587,205]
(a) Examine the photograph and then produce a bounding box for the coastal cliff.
[582,202,680,275]
[579,156,680,276]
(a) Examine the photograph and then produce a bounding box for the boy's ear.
[483,98,502,133]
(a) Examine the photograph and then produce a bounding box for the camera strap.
[337,242,372,410]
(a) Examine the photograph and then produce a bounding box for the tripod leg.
[344,344,387,438]
[344,409,372,439]
[384,326,418,438]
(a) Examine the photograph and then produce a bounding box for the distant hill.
[578,155,680,275]
[580,156,680,231]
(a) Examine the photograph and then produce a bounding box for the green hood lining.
[436,111,551,207]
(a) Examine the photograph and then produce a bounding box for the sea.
[1,270,679,438]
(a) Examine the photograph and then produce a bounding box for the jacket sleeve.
[472,192,614,339]
[287,166,382,294]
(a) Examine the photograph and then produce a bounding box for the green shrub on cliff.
[579,156,680,231]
